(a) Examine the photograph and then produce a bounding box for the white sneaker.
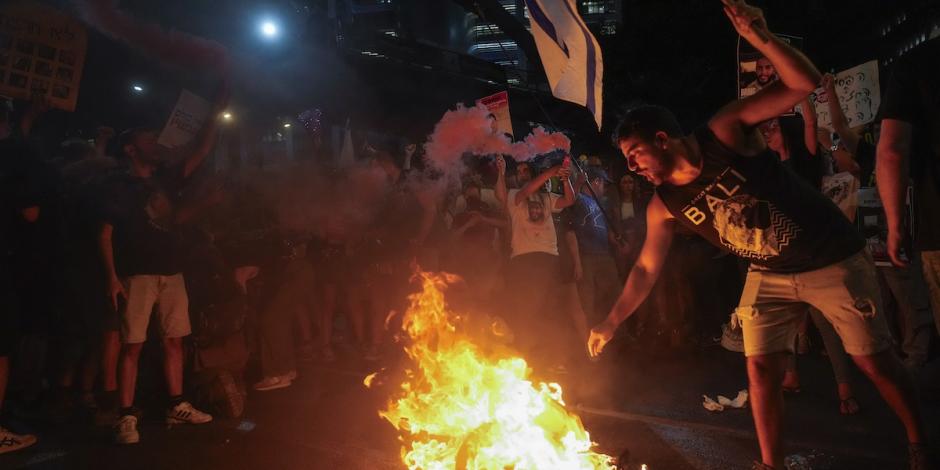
[166,401,213,425]
[0,426,37,454]
[114,415,139,445]
[253,374,293,392]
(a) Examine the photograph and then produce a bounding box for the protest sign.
[158,89,211,149]
[0,2,88,111]
[738,34,802,100]
[476,91,513,138]
[809,60,881,131]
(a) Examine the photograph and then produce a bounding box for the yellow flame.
[372,272,615,469]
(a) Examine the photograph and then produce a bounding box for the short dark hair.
[612,104,683,147]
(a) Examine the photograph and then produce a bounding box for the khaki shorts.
[736,250,893,357]
[121,274,191,344]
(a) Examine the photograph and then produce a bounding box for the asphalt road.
[2,342,938,470]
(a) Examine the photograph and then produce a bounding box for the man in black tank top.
[586,2,932,469]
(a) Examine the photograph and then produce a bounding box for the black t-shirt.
[881,37,940,251]
[656,126,865,273]
[1,137,65,275]
[778,114,824,190]
[100,164,188,277]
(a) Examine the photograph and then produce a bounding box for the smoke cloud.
[74,0,230,73]
[422,103,571,180]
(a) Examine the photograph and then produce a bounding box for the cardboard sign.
[0,2,88,111]
[158,89,211,149]
[809,61,881,131]
[476,91,513,137]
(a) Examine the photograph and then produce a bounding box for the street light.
[131,84,144,93]
[222,112,233,121]
[283,123,291,128]
[260,20,279,39]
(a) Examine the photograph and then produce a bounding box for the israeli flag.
[524,0,604,129]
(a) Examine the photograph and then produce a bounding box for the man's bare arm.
[710,0,821,151]
[99,223,125,310]
[182,79,230,179]
[605,195,674,327]
[800,97,818,155]
[876,119,912,267]
[554,168,576,210]
[514,165,561,206]
[494,156,508,206]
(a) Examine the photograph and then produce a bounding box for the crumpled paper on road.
[702,390,748,412]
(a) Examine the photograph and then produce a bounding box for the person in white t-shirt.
[494,155,575,368]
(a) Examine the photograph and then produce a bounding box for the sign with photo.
[476,91,513,138]
[809,60,881,131]
[738,34,803,101]
[158,89,211,149]
[0,2,87,111]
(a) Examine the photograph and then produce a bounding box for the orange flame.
[367,272,615,469]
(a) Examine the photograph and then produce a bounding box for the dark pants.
[258,259,317,377]
[502,252,569,368]
[575,253,621,325]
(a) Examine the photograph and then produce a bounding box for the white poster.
[810,60,881,131]
[158,89,211,149]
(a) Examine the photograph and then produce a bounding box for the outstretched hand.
[587,320,617,358]
[495,155,507,175]
[721,0,769,43]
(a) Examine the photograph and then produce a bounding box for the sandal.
[839,396,860,415]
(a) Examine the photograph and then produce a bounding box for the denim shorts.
[736,249,893,357]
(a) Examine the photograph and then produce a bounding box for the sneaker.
[114,415,139,445]
[166,401,213,425]
[252,375,293,392]
[0,426,37,454]
[285,370,298,381]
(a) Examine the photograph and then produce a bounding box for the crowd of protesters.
[1,30,939,470]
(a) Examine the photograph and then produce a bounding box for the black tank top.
[656,126,864,273]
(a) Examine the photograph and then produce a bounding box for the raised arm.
[710,0,822,152]
[821,73,860,155]
[494,155,508,206]
[513,164,564,207]
[588,194,675,356]
[182,79,230,179]
[799,97,818,156]
[554,164,575,210]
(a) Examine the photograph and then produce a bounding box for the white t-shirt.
[507,189,559,257]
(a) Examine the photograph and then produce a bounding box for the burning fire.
[366,272,615,469]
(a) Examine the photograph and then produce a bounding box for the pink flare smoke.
[74,0,230,72]
[422,104,571,178]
